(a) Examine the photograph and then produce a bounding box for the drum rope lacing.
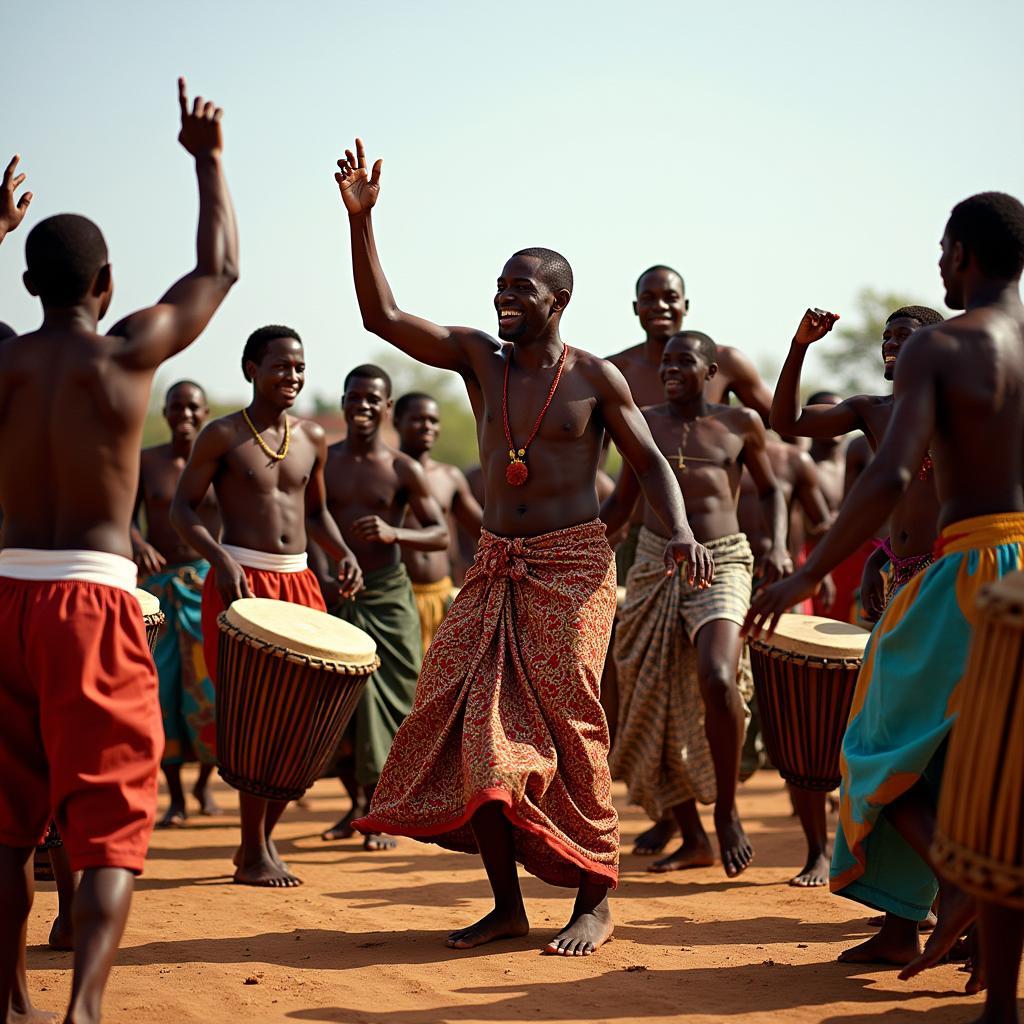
[218,617,381,675]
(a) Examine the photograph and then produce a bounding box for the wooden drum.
[216,598,380,802]
[748,614,870,791]
[135,588,165,653]
[933,572,1024,909]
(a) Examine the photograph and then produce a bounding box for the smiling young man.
[746,193,1024,997]
[393,391,483,653]
[335,139,711,957]
[312,366,448,851]
[602,331,788,880]
[171,326,362,888]
[132,379,222,829]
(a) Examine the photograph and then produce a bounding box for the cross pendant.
[676,448,686,470]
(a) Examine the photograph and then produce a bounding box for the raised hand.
[177,77,224,158]
[0,155,33,239]
[793,307,840,346]
[335,138,382,215]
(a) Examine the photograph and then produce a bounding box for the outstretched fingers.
[178,76,189,116]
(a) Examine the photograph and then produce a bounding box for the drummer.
[602,331,789,878]
[393,391,483,653]
[132,380,222,827]
[746,192,1024,977]
[311,366,448,849]
[0,80,237,1023]
[171,326,363,888]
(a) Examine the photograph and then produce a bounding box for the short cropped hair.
[165,379,207,403]
[947,192,1024,279]
[343,363,392,397]
[669,330,716,365]
[242,325,302,381]
[0,321,16,341]
[25,214,108,307]
[394,391,436,421]
[635,264,686,297]
[886,305,944,327]
[807,390,842,406]
[511,247,573,296]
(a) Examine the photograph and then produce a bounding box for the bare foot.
[648,838,715,873]
[789,850,831,888]
[447,906,530,949]
[715,809,754,878]
[157,805,187,829]
[363,833,396,852]
[321,807,361,841]
[545,896,614,956]
[233,849,302,888]
[8,1006,61,1023]
[869,909,936,932]
[632,819,678,855]
[48,914,73,951]
[839,915,919,966]
[193,782,223,817]
[899,886,976,981]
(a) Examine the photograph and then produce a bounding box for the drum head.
[224,598,377,667]
[751,613,870,660]
[134,588,161,619]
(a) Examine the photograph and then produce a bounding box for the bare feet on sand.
[715,809,754,877]
[870,909,936,932]
[157,804,187,828]
[233,842,301,888]
[789,850,831,888]
[899,886,977,981]
[839,914,919,966]
[447,906,530,949]
[194,781,223,816]
[8,1006,61,1023]
[632,819,678,855]
[321,804,364,841]
[363,833,396,851]
[545,896,614,956]
[648,837,715,873]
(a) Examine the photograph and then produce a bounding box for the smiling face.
[250,337,305,409]
[343,375,391,441]
[881,317,922,381]
[493,255,565,343]
[396,397,440,455]
[163,383,209,443]
[660,335,716,402]
[634,268,688,341]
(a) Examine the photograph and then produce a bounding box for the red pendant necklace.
[502,344,569,486]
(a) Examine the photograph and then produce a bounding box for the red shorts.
[201,564,326,685]
[0,579,160,873]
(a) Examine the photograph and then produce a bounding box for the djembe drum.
[748,614,870,791]
[933,571,1024,909]
[135,588,165,652]
[216,598,379,802]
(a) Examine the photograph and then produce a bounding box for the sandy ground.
[25,769,1019,1024]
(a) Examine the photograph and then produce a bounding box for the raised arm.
[745,329,938,637]
[769,309,871,440]
[739,413,790,582]
[597,362,713,587]
[336,138,492,374]
[0,155,32,247]
[110,78,238,370]
[350,457,449,552]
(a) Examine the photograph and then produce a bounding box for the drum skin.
[933,574,1024,909]
[135,588,165,653]
[215,611,379,801]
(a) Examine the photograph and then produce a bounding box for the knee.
[699,666,737,709]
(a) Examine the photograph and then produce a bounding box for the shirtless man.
[602,332,788,878]
[393,391,483,652]
[0,81,237,1024]
[132,380,221,827]
[171,326,361,888]
[336,139,711,956]
[313,367,448,849]
[746,194,1024,1014]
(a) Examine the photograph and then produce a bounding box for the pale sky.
[3,0,1023,411]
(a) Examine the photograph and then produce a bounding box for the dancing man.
[0,80,237,1023]
[336,139,711,956]
[133,380,222,827]
[171,326,362,888]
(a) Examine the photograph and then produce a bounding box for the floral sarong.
[355,519,619,888]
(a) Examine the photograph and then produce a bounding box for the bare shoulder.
[292,417,326,444]
[715,402,759,429]
[715,344,756,376]
[197,412,242,451]
[140,441,173,463]
[393,447,425,477]
[606,341,645,371]
[575,348,630,396]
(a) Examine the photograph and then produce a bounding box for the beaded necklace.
[501,344,569,486]
[241,407,290,463]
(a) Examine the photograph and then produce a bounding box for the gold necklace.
[675,416,717,471]
[241,407,290,462]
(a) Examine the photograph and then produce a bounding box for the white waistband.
[0,548,138,592]
[222,544,308,573]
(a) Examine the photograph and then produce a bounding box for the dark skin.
[131,382,222,827]
[396,397,483,585]
[0,80,238,1024]
[170,337,361,889]
[747,223,1024,991]
[312,374,447,849]
[454,464,486,583]
[337,137,711,957]
[602,335,787,879]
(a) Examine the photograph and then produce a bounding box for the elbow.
[221,260,240,288]
[768,407,794,434]
[360,306,397,337]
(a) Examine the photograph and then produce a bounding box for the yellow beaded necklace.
[241,407,290,462]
